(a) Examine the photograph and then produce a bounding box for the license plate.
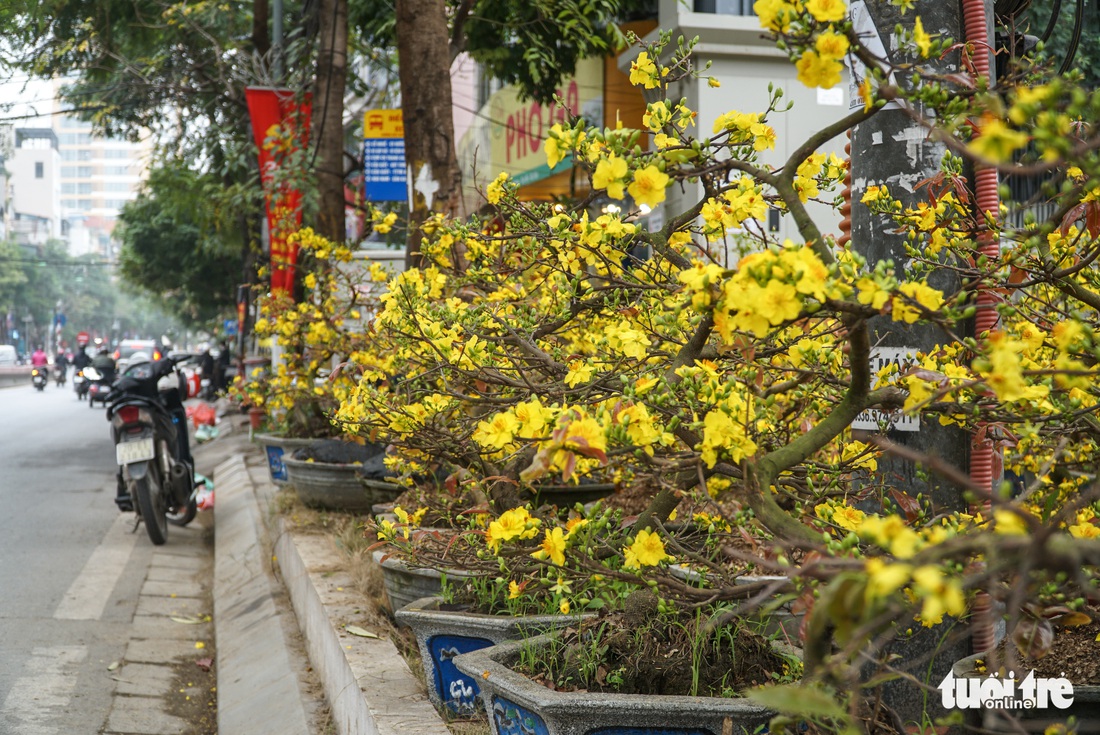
[116,438,155,465]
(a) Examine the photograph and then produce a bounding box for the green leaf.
[743,683,848,721]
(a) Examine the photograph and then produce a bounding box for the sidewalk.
[206,416,449,735]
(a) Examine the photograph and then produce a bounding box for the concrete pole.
[848,0,981,723]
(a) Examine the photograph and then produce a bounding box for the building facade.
[9,127,63,245]
[53,111,149,258]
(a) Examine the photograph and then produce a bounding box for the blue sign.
[224,319,239,336]
[364,137,408,202]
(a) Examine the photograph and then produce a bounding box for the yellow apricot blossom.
[623,529,670,569]
[627,165,670,208]
[531,527,568,566]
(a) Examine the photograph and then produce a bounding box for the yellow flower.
[629,51,660,90]
[912,16,931,57]
[1069,522,1100,539]
[891,281,944,324]
[508,580,523,599]
[486,172,509,205]
[993,508,1029,536]
[864,557,912,602]
[832,505,866,532]
[592,154,628,199]
[627,165,670,208]
[531,527,568,566]
[815,30,850,61]
[756,279,803,326]
[967,116,1029,163]
[559,600,571,615]
[623,529,669,569]
[796,51,844,89]
[806,0,846,23]
[754,0,797,32]
[912,565,966,627]
[486,507,540,552]
[564,360,595,387]
[473,411,518,450]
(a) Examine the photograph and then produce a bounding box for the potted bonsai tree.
[307,2,1100,728]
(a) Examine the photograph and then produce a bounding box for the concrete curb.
[213,453,311,734]
[230,435,450,735]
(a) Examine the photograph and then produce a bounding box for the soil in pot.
[292,439,392,480]
[990,608,1100,685]
[516,591,798,697]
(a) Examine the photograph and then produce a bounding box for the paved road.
[0,379,212,733]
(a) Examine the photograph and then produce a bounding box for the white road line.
[1,645,88,734]
[54,513,137,620]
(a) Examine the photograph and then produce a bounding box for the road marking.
[1,645,87,734]
[54,513,137,620]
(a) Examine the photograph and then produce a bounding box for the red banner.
[245,87,312,299]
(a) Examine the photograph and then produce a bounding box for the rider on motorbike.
[31,346,48,368]
[54,349,69,383]
[92,347,116,382]
[73,345,91,371]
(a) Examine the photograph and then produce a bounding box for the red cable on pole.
[961,0,1001,655]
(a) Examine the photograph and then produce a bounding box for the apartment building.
[53,112,149,258]
[9,127,63,245]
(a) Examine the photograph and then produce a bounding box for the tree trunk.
[252,0,270,58]
[395,0,462,268]
[313,0,348,244]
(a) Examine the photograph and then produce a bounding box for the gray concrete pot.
[453,634,777,735]
[253,433,315,484]
[284,456,402,512]
[395,596,592,716]
[953,652,1100,733]
[371,550,462,615]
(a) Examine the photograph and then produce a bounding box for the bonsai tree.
[311,2,1100,728]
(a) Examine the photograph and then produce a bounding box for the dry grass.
[271,487,489,735]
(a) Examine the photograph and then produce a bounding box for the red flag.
[245,87,312,299]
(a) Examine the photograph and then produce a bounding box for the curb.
[213,453,312,734]
[224,436,449,735]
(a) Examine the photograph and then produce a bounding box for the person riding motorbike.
[54,349,69,383]
[73,345,91,372]
[92,347,117,383]
[31,346,48,368]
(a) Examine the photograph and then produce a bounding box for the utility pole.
[314,0,348,244]
[848,0,984,723]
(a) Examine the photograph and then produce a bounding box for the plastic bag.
[187,402,217,428]
[194,473,215,511]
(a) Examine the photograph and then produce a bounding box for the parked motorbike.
[83,365,114,407]
[73,369,90,400]
[31,366,47,391]
[106,356,198,545]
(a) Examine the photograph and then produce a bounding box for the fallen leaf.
[344,625,379,639]
[170,615,206,625]
[195,658,213,672]
[107,661,120,672]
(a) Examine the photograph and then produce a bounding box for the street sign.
[76,331,90,346]
[851,346,920,432]
[224,319,239,337]
[363,109,408,202]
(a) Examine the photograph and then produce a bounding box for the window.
[105,182,131,192]
[104,166,132,175]
[61,149,93,161]
[104,149,132,159]
[34,162,43,178]
[62,183,76,194]
[59,133,92,145]
[694,0,756,13]
[61,166,94,178]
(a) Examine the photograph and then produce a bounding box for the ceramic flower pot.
[453,635,778,735]
[371,550,457,615]
[395,596,593,716]
[952,652,1100,732]
[253,433,316,485]
[283,456,402,512]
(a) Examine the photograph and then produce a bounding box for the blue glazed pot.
[253,433,315,484]
[453,635,781,735]
[395,596,593,716]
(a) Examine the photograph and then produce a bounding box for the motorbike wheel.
[133,474,168,545]
[167,497,197,526]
